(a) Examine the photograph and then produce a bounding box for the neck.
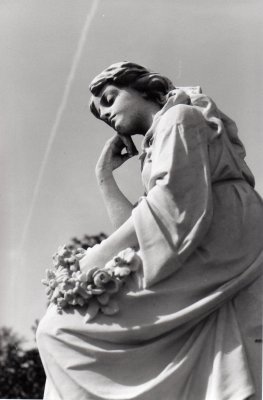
[141,104,161,136]
[138,102,162,136]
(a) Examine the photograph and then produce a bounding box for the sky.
[1,0,262,344]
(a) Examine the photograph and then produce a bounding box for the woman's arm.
[95,134,138,229]
[96,170,134,230]
[80,216,139,272]
[79,134,140,272]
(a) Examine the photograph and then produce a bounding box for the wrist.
[96,168,114,183]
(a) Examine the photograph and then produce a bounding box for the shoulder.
[157,104,205,130]
[151,103,208,150]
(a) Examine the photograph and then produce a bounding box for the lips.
[109,115,116,128]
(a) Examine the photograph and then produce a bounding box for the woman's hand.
[95,134,138,177]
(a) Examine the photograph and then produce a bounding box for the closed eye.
[101,93,115,107]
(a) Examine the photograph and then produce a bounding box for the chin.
[115,124,130,136]
[115,120,141,136]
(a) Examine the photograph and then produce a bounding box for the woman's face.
[91,84,161,136]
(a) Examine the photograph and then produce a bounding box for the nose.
[100,108,111,123]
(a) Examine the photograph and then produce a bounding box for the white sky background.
[1,0,262,343]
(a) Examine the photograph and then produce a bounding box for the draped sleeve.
[132,104,213,288]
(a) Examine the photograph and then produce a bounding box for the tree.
[0,326,46,399]
[69,232,108,250]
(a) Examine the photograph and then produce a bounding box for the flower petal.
[84,300,100,322]
[86,267,99,283]
[97,292,110,305]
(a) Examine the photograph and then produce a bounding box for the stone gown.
[37,89,263,400]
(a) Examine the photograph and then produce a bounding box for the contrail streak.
[18,0,100,256]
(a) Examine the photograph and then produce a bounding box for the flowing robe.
[37,89,263,400]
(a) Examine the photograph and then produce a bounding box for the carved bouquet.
[42,245,141,322]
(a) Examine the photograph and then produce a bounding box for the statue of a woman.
[37,62,263,400]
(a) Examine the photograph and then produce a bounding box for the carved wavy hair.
[89,61,175,119]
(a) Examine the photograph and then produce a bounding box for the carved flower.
[113,266,131,278]
[113,248,142,272]
[93,270,112,287]
[43,245,141,320]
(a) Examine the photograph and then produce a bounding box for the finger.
[105,135,125,154]
[119,136,138,156]
[111,136,127,154]
[111,134,126,148]
[120,153,131,163]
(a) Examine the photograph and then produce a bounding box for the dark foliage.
[68,232,108,250]
[0,326,46,399]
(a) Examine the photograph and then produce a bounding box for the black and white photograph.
[1,1,262,399]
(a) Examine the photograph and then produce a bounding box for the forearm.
[96,170,133,230]
[80,215,139,272]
